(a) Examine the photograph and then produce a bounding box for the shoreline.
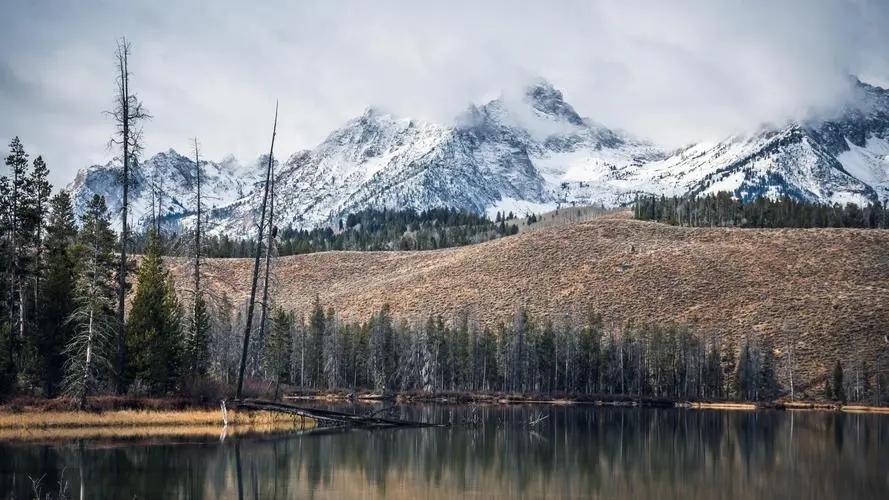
[286,390,889,414]
[0,406,314,442]
[2,391,887,442]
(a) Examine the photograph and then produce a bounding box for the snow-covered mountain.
[68,149,262,231]
[67,76,889,236]
[209,79,669,235]
[642,78,889,206]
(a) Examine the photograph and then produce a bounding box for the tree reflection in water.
[1,406,887,499]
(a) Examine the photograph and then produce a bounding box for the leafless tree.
[783,321,795,401]
[193,138,202,313]
[323,312,342,389]
[236,102,278,399]
[106,37,150,393]
[255,151,278,377]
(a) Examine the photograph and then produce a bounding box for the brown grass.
[840,405,889,414]
[0,409,313,442]
[512,205,626,233]
[163,217,889,395]
[689,402,758,411]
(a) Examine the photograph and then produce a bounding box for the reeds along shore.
[0,407,313,442]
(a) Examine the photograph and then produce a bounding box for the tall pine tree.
[125,229,183,396]
[64,195,118,407]
[33,191,78,396]
[4,138,31,353]
[0,168,13,394]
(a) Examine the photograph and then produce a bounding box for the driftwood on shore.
[234,399,448,429]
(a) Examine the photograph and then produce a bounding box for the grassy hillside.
[167,212,889,390]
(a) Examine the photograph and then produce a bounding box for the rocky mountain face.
[68,149,261,232]
[67,77,889,236]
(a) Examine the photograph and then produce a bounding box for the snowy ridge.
[67,77,889,236]
[68,149,261,231]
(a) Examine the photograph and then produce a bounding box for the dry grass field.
[165,213,889,391]
[0,408,312,441]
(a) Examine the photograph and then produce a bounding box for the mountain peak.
[523,78,584,126]
[359,105,398,121]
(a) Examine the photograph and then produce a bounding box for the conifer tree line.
[154,207,520,259]
[0,137,198,401]
[221,301,888,404]
[633,191,889,228]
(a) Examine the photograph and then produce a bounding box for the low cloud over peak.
[1,0,887,186]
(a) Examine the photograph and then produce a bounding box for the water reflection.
[1,406,888,499]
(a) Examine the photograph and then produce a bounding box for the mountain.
[645,77,889,205]
[207,79,666,235]
[68,149,261,231]
[67,77,889,235]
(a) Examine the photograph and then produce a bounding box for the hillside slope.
[168,216,889,388]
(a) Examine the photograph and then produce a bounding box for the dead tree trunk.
[107,38,149,394]
[256,149,276,380]
[236,102,278,400]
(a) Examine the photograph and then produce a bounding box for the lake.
[1,405,887,499]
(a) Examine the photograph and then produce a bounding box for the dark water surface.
[1,405,888,499]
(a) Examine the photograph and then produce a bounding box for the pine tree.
[267,307,293,397]
[832,360,845,403]
[4,137,31,350]
[735,340,753,401]
[125,229,183,396]
[3,138,49,391]
[27,156,51,306]
[0,162,14,394]
[322,307,341,390]
[537,319,556,392]
[185,293,211,378]
[184,137,211,379]
[307,298,325,388]
[369,304,395,391]
[33,191,78,396]
[64,195,117,407]
[756,341,778,401]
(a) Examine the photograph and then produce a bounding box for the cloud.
[1,0,887,187]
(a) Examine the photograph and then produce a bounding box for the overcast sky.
[2,0,888,187]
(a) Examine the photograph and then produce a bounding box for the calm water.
[1,405,888,499]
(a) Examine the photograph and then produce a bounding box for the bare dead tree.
[236,102,278,400]
[783,321,795,402]
[106,37,150,393]
[255,150,277,376]
[193,138,202,309]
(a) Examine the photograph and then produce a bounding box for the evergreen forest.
[633,191,889,228]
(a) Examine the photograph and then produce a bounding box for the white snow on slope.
[67,77,889,236]
[837,136,889,201]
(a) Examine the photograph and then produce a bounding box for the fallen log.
[234,399,448,429]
